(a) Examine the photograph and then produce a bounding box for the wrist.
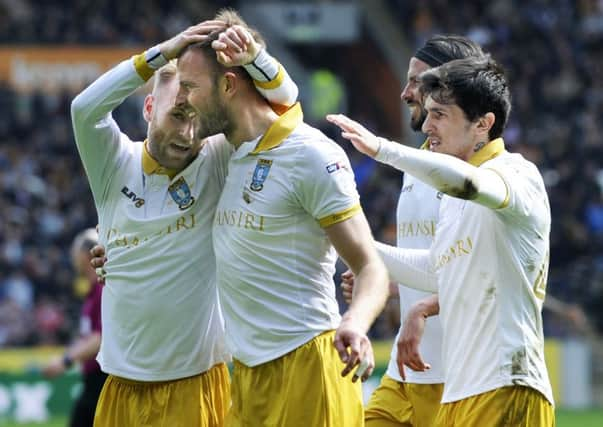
[145,45,169,70]
[62,353,74,369]
[243,48,279,82]
[374,137,387,159]
[340,311,370,334]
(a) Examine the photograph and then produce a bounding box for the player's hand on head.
[158,20,227,60]
[326,114,381,158]
[396,305,430,379]
[213,25,260,67]
[340,269,355,305]
[334,319,375,383]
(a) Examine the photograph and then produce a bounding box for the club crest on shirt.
[168,177,195,210]
[250,159,272,192]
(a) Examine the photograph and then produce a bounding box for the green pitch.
[3,410,603,427]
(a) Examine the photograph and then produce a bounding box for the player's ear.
[143,94,154,123]
[476,112,495,137]
[220,71,238,98]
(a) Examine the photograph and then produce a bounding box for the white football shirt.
[72,53,297,381]
[213,104,361,366]
[386,171,444,384]
[430,140,554,404]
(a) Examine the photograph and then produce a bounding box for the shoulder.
[288,123,348,161]
[201,134,234,157]
[485,152,544,187]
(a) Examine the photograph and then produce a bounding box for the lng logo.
[326,160,348,174]
[168,177,195,210]
[121,186,145,208]
[250,158,272,192]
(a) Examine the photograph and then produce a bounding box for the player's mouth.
[407,102,421,113]
[427,137,441,151]
[169,143,192,154]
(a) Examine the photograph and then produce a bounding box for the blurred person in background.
[71,12,297,427]
[42,227,106,427]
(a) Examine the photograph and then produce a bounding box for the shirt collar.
[142,141,178,179]
[467,138,506,167]
[250,102,303,154]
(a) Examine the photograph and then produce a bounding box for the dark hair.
[420,56,511,139]
[415,34,487,67]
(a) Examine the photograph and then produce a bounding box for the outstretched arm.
[375,242,438,293]
[326,114,508,209]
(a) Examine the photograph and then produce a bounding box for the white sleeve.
[293,138,360,227]
[71,58,146,205]
[375,242,438,293]
[375,138,508,209]
[243,49,298,107]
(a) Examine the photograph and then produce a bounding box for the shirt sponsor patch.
[325,161,348,174]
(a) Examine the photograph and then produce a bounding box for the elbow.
[443,173,479,200]
[71,94,88,123]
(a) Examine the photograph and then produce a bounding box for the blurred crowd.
[0,0,601,346]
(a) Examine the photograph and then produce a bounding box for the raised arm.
[72,20,225,201]
[326,114,508,209]
[212,25,298,108]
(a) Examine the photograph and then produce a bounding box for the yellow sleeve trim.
[254,64,285,90]
[318,204,361,228]
[133,52,154,82]
[484,167,510,209]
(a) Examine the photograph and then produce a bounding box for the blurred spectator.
[42,227,105,427]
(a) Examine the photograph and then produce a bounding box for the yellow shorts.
[434,385,554,427]
[365,375,443,427]
[226,330,363,427]
[94,363,230,427]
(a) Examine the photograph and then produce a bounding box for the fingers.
[340,282,353,304]
[340,334,361,379]
[90,256,106,268]
[187,20,227,36]
[326,114,356,132]
[215,31,245,53]
[90,244,105,258]
[397,336,430,373]
[90,244,107,278]
[396,353,407,381]
[341,269,354,282]
[333,333,351,366]
[340,269,355,304]
[353,347,375,382]
[334,330,374,382]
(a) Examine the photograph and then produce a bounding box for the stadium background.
[0,0,602,425]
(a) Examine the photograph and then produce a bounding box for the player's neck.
[227,101,278,149]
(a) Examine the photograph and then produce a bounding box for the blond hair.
[215,8,266,48]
